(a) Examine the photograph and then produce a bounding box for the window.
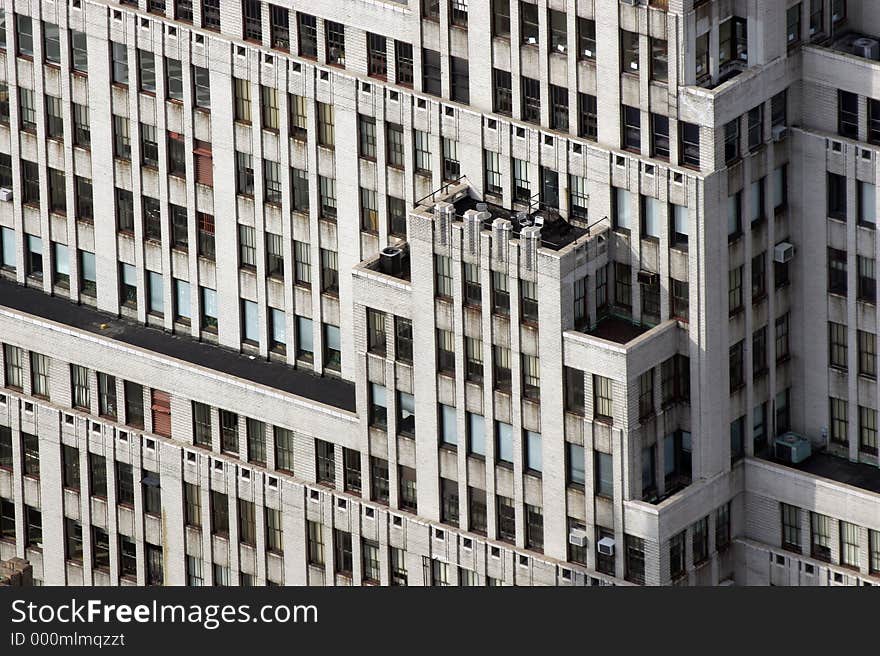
[747,105,763,151]
[0,227,14,271]
[384,123,405,170]
[21,160,39,205]
[324,20,345,66]
[263,5,288,49]
[469,487,487,534]
[23,234,43,279]
[511,158,530,203]
[263,161,282,205]
[71,103,90,147]
[859,181,876,227]
[211,491,229,537]
[398,465,417,512]
[45,96,63,140]
[520,280,539,323]
[753,326,767,377]
[828,247,848,295]
[414,130,431,173]
[467,413,486,457]
[563,442,585,487]
[596,527,615,575]
[465,337,483,382]
[69,364,90,410]
[48,169,66,214]
[17,15,34,57]
[828,172,847,220]
[622,105,641,151]
[615,262,631,308]
[98,373,117,418]
[320,248,338,294]
[273,426,294,472]
[787,3,802,46]
[437,329,455,375]
[236,152,254,196]
[669,530,686,579]
[521,76,540,124]
[621,29,639,72]
[395,317,413,363]
[295,316,313,362]
[724,119,740,164]
[298,13,318,57]
[526,504,543,551]
[3,345,24,391]
[625,535,646,585]
[859,406,877,454]
[872,530,880,574]
[285,95,307,141]
[219,410,239,454]
[111,42,129,85]
[838,90,858,139]
[729,266,743,315]
[451,57,469,103]
[197,213,215,260]
[260,86,279,132]
[236,499,256,546]
[367,33,387,78]
[592,451,613,497]
[485,150,502,196]
[124,381,144,429]
[810,512,832,562]
[651,38,668,81]
[65,519,83,562]
[859,330,876,378]
[440,478,458,527]
[369,383,387,430]
[695,32,709,79]
[776,313,791,362]
[568,518,587,564]
[319,177,337,220]
[494,421,514,465]
[183,483,201,527]
[492,68,512,116]
[576,17,596,60]
[520,353,539,399]
[241,299,259,345]
[342,448,361,492]
[358,115,376,160]
[492,0,511,37]
[830,397,848,444]
[234,78,251,122]
[442,138,460,181]
[70,29,88,72]
[729,341,744,391]
[139,123,159,168]
[550,85,568,130]
[719,15,747,67]
[366,309,386,355]
[421,48,441,96]
[237,226,256,270]
[360,188,378,233]
[594,375,613,421]
[201,288,217,332]
[569,176,589,221]
[116,462,134,506]
[243,0,262,41]
[838,521,859,569]
[859,256,876,303]
[679,123,700,168]
[42,22,61,64]
[493,346,512,391]
[651,114,669,160]
[62,445,80,489]
[496,495,515,542]
[371,457,389,503]
[395,41,414,86]
[164,58,183,101]
[291,168,309,213]
[870,99,880,146]
[572,93,598,142]
[324,323,341,371]
[270,309,285,352]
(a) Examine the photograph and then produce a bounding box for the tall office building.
[0,0,877,587]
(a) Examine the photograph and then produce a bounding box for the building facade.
[0,0,879,586]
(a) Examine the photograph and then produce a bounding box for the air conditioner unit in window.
[568,529,588,547]
[0,188,11,202]
[597,537,615,556]
[637,270,659,285]
[620,0,639,5]
[774,241,794,263]
[771,125,789,142]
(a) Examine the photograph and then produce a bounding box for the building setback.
[0,0,879,586]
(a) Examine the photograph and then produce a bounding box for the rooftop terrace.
[0,278,357,412]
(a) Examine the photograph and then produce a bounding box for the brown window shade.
[194,140,213,186]
[151,389,172,437]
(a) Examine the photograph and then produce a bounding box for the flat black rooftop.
[0,278,356,413]
[452,195,588,251]
[586,315,651,345]
[761,451,880,495]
